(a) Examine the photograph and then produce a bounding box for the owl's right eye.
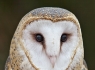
[35,34,44,42]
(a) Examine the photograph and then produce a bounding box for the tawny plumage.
[5,7,88,70]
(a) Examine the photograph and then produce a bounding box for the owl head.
[10,7,84,70]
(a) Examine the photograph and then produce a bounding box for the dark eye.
[35,34,43,42]
[61,34,68,42]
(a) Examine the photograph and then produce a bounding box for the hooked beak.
[48,56,57,67]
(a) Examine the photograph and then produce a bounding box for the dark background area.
[0,0,95,70]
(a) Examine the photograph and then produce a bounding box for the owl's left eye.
[61,34,68,42]
[35,34,44,42]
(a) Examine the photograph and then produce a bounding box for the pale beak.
[48,56,57,67]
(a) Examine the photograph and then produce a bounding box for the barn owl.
[5,7,88,70]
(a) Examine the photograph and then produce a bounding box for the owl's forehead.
[24,19,77,34]
[27,19,76,28]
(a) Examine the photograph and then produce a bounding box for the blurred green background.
[0,0,95,70]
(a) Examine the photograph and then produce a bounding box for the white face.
[22,20,79,70]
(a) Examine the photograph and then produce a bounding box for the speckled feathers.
[5,7,88,70]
